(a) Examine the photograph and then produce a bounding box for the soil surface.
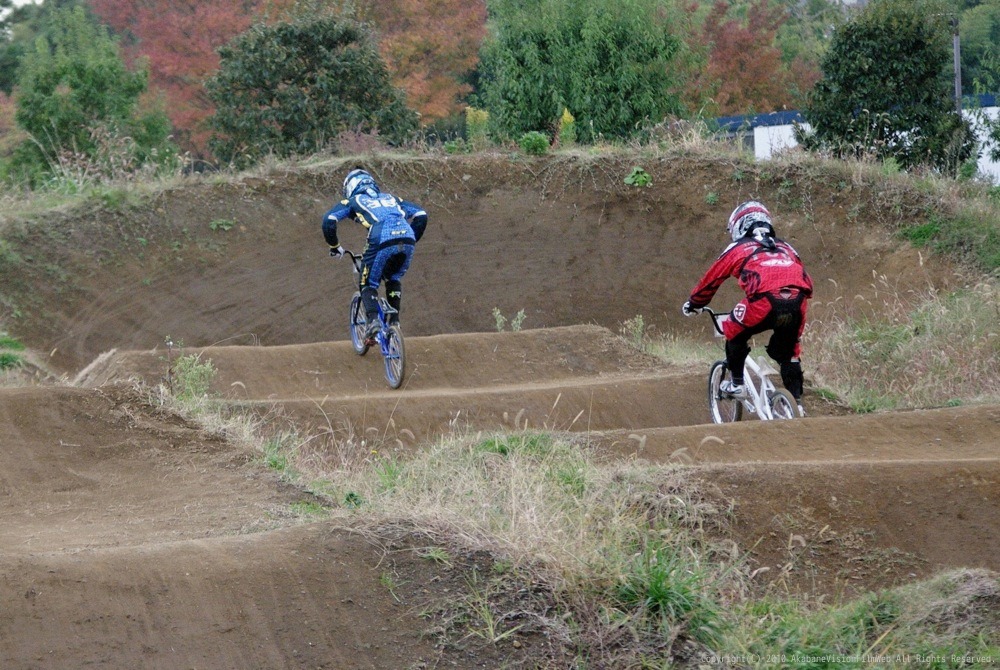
[1,153,997,668]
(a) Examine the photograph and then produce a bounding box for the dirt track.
[1,155,998,668]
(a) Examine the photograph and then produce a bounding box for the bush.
[465,107,490,149]
[207,17,417,168]
[518,131,549,156]
[479,0,683,142]
[170,353,216,401]
[8,6,178,186]
[558,108,576,146]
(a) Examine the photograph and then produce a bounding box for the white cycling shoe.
[720,380,746,397]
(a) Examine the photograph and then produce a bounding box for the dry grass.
[807,277,1000,412]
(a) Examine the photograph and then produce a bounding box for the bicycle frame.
[703,307,797,422]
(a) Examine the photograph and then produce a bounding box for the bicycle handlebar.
[700,306,728,336]
[342,249,364,274]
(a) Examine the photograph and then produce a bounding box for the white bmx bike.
[701,307,800,424]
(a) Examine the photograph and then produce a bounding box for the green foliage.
[624,166,651,187]
[0,0,84,95]
[961,3,1000,96]
[812,281,1000,410]
[0,351,22,369]
[479,0,683,142]
[517,130,549,155]
[0,333,25,351]
[492,307,526,331]
[443,138,470,154]
[7,6,177,186]
[0,239,23,272]
[289,500,326,517]
[901,212,1000,272]
[614,540,723,645]
[0,330,24,371]
[209,219,235,232]
[473,432,554,458]
[206,17,418,169]
[619,314,647,349]
[798,0,976,175]
[170,353,216,401]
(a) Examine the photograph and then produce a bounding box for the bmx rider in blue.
[323,168,428,342]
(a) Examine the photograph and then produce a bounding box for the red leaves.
[683,0,819,116]
[89,0,296,157]
[366,0,487,122]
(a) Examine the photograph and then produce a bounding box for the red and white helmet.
[727,200,772,242]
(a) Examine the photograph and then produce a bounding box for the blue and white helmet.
[343,168,378,200]
[727,200,772,242]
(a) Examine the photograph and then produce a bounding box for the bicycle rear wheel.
[383,325,405,389]
[767,389,799,419]
[349,293,370,356]
[708,360,743,423]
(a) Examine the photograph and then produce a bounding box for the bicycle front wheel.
[767,389,799,420]
[349,293,370,356]
[708,360,743,424]
[383,325,406,389]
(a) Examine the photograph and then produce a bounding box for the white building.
[718,97,1000,184]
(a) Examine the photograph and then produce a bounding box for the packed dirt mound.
[2,524,453,670]
[0,385,300,553]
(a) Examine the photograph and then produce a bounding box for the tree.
[960,1,1000,95]
[362,0,487,123]
[799,0,976,174]
[684,0,821,116]
[0,0,84,94]
[479,0,684,142]
[205,17,418,168]
[7,5,177,184]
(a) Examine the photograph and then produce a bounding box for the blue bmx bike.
[345,251,406,389]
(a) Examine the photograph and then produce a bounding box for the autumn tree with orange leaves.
[362,0,486,124]
[682,0,820,117]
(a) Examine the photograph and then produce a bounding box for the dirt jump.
[1,154,997,668]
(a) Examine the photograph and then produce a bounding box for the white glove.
[329,245,345,259]
[682,301,702,316]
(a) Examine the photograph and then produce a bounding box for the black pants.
[725,293,806,399]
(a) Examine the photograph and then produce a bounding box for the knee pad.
[766,340,790,362]
[385,279,403,319]
[385,280,402,306]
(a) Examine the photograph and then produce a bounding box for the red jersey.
[688,237,813,308]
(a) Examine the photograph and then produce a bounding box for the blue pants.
[360,242,414,320]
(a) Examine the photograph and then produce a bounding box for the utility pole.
[952,16,962,112]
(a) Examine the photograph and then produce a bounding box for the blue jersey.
[322,190,427,250]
